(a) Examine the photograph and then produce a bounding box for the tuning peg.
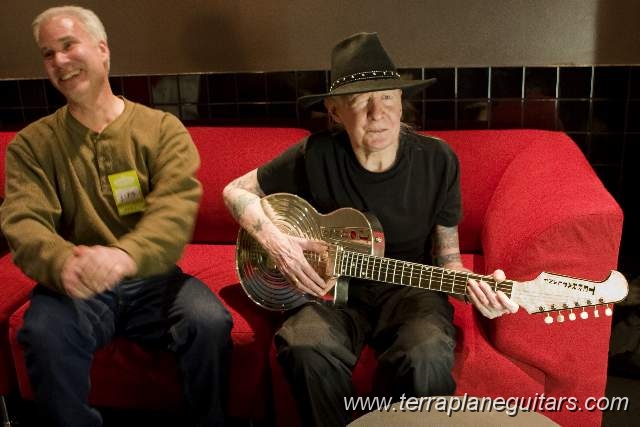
[605,305,613,317]
[557,312,565,323]
[580,309,588,320]
[544,314,553,324]
[568,310,576,321]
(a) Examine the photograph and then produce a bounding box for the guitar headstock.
[511,270,629,324]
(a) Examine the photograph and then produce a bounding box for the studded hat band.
[329,70,401,92]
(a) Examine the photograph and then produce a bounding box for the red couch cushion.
[0,254,35,395]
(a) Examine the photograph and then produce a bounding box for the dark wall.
[2,0,640,79]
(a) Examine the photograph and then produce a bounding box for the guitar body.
[236,193,384,311]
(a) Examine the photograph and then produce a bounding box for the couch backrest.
[0,132,13,199]
[425,130,560,252]
[1,128,583,253]
[189,127,310,243]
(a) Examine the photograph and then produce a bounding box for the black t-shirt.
[257,130,461,265]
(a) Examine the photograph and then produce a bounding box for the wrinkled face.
[37,14,109,103]
[325,89,403,156]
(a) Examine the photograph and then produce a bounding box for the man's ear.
[98,40,110,58]
[324,98,342,124]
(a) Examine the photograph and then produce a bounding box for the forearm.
[2,215,74,292]
[432,224,468,271]
[223,169,284,249]
[1,144,74,292]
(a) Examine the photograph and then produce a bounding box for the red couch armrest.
[480,131,623,427]
[0,198,8,256]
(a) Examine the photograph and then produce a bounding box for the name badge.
[108,170,146,216]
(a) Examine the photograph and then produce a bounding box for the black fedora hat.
[298,32,436,109]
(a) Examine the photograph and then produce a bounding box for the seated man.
[0,6,232,427]
[223,32,518,426]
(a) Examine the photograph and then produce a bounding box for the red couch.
[0,128,623,426]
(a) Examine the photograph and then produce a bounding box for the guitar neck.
[336,250,514,298]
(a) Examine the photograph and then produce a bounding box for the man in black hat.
[223,32,518,426]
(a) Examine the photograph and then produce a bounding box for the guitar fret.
[392,261,397,284]
[364,255,369,279]
[352,252,357,276]
[400,263,405,285]
[376,257,382,281]
[451,270,456,293]
[428,267,433,291]
[463,272,470,297]
[439,268,443,291]
[409,264,414,286]
[418,266,423,288]
[384,259,389,283]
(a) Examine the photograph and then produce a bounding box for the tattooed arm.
[432,225,467,271]
[222,169,330,296]
[432,225,518,318]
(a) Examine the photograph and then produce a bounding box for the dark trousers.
[18,267,233,427]
[275,282,456,427]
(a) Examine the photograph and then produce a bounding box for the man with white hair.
[1,6,232,426]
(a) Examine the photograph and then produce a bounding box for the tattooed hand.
[222,169,333,296]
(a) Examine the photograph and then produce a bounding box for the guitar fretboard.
[337,250,514,298]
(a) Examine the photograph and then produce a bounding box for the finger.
[65,279,96,300]
[477,279,503,310]
[289,275,324,297]
[293,272,327,297]
[496,291,519,313]
[492,269,506,283]
[73,245,89,256]
[466,287,495,319]
[297,238,329,254]
[467,279,489,306]
[78,261,108,293]
[103,263,126,290]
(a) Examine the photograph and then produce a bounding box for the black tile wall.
[525,67,557,99]
[457,68,489,99]
[424,68,455,100]
[491,67,522,99]
[559,67,592,99]
[1,65,639,274]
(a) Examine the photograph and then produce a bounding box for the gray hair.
[32,6,107,44]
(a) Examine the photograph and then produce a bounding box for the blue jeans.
[18,267,233,427]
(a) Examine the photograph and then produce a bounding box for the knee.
[277,344,340,378]
[19,302,80,354]
[380,323,455,373]
[408,335,455,372]
[180,300,233,347]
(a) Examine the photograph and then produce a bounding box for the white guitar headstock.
[510,270,628,324]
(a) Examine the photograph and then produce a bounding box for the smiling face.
[37,14,110,105]
[325,89,403,161]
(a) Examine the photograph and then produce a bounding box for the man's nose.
[368,98,384,119]
[52,51,70,67]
